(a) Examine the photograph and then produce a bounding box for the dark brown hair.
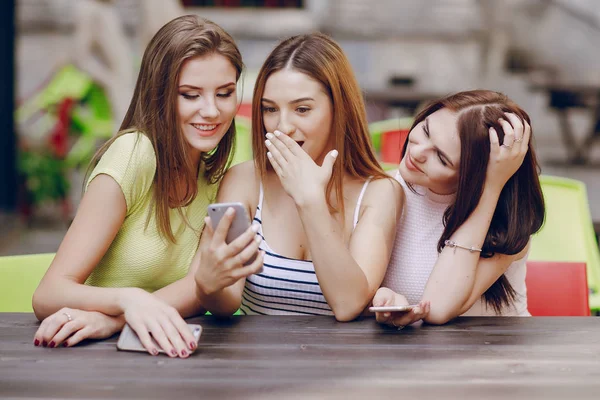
[251,32,388,217]
[403,90,545,313]
[87,15,243,242]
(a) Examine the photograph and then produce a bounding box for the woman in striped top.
[193,33,404,321]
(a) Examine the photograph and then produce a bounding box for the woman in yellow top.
[32,15,263,358]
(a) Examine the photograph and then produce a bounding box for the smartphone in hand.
[368,305,417,313]
[208,202,258,265]
[116,323,202,355]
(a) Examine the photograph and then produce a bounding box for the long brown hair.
[251,32,387,217]
[86,15,243,242]
[403,90,545,313]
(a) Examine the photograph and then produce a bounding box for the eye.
[262,106,277,113]
[423,124,430,137]
[437,152,448,166]
[217,90,234,98]
[296,107,310,114]
[181,93,198,100]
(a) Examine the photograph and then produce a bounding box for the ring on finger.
[63,312,72,322]
[515,138,523,143]
[501,143,513,149]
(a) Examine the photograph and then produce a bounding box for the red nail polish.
[63,342,69,347]
[181,350,188,357]
[189,342,196,349]
[42,341,48,347]
[171,349,177,356]
[34,339,40,346]
[49,341,55,348]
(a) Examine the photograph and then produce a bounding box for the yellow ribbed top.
[84,132,218,292]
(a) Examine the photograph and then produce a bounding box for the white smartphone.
[116,323,202,355]
[368,305,417,313]
[207,202,258,265]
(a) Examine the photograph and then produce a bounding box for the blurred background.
[1,0,600,256]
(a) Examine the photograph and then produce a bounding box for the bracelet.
[444,240,482,253]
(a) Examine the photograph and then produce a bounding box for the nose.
[276,112,295,136]
[410,142,428,163]
[199,96,219,120]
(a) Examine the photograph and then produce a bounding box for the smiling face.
[399,107,461,195]
[177,53,238,165]
[261,68,334,164]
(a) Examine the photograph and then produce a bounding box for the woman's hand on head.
[33,308,124,349]
[194,211,264,297]
[265,130,338,207]
[486,112,531,192]
[119,288,198,358]
[372,287,430,329]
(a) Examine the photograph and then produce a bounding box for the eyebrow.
[425,118,455,167]
[178,82,236,90]
[261,97,315,105]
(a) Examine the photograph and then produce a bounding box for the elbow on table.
[331,303,365,322]
[423,306,459,326]
[31,288,49,321]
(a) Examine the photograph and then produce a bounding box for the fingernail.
[42,341,48,347]
[251,224,259,233]
[63,342,69,347]
[383,313,390,318]
[274,130,282,136]
[265,132,274,139]
[267,152,273,158]
[265,139,272,147]
[189,342,196,350]
[151,349,159,356]
[181,350,188,357]
[255,235,261,243]
[34,339,40,346]
[331,150,338,158]
[49,341,55,348]
[226,207,235,216]
[413,307,422,314]
[171,349,177,356]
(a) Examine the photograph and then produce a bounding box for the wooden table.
[1,314,600,399]
[531,83,600,165]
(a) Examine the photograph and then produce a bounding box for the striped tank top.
[240,178,372,315]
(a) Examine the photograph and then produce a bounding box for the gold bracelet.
[444,240,482,253]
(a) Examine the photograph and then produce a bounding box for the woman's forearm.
[422,185,502,324]
[32,278,134,321]
[297,199,374,322]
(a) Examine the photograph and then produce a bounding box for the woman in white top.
[192,33,404,321]
[373,90,545,327]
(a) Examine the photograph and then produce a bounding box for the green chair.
[369,118,412,172]
[0,253,54,312]
[368,118,413,152]
[529,175,600,312]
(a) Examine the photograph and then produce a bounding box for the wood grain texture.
[1,314,599,399]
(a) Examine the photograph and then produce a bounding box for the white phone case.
[208,202,257,265]
[116,323,202,354]
[368,305,416,313]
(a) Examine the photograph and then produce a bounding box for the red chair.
[381,129,409,164]
[526,261,590,316]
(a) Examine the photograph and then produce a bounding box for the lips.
[191,123,220,137]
